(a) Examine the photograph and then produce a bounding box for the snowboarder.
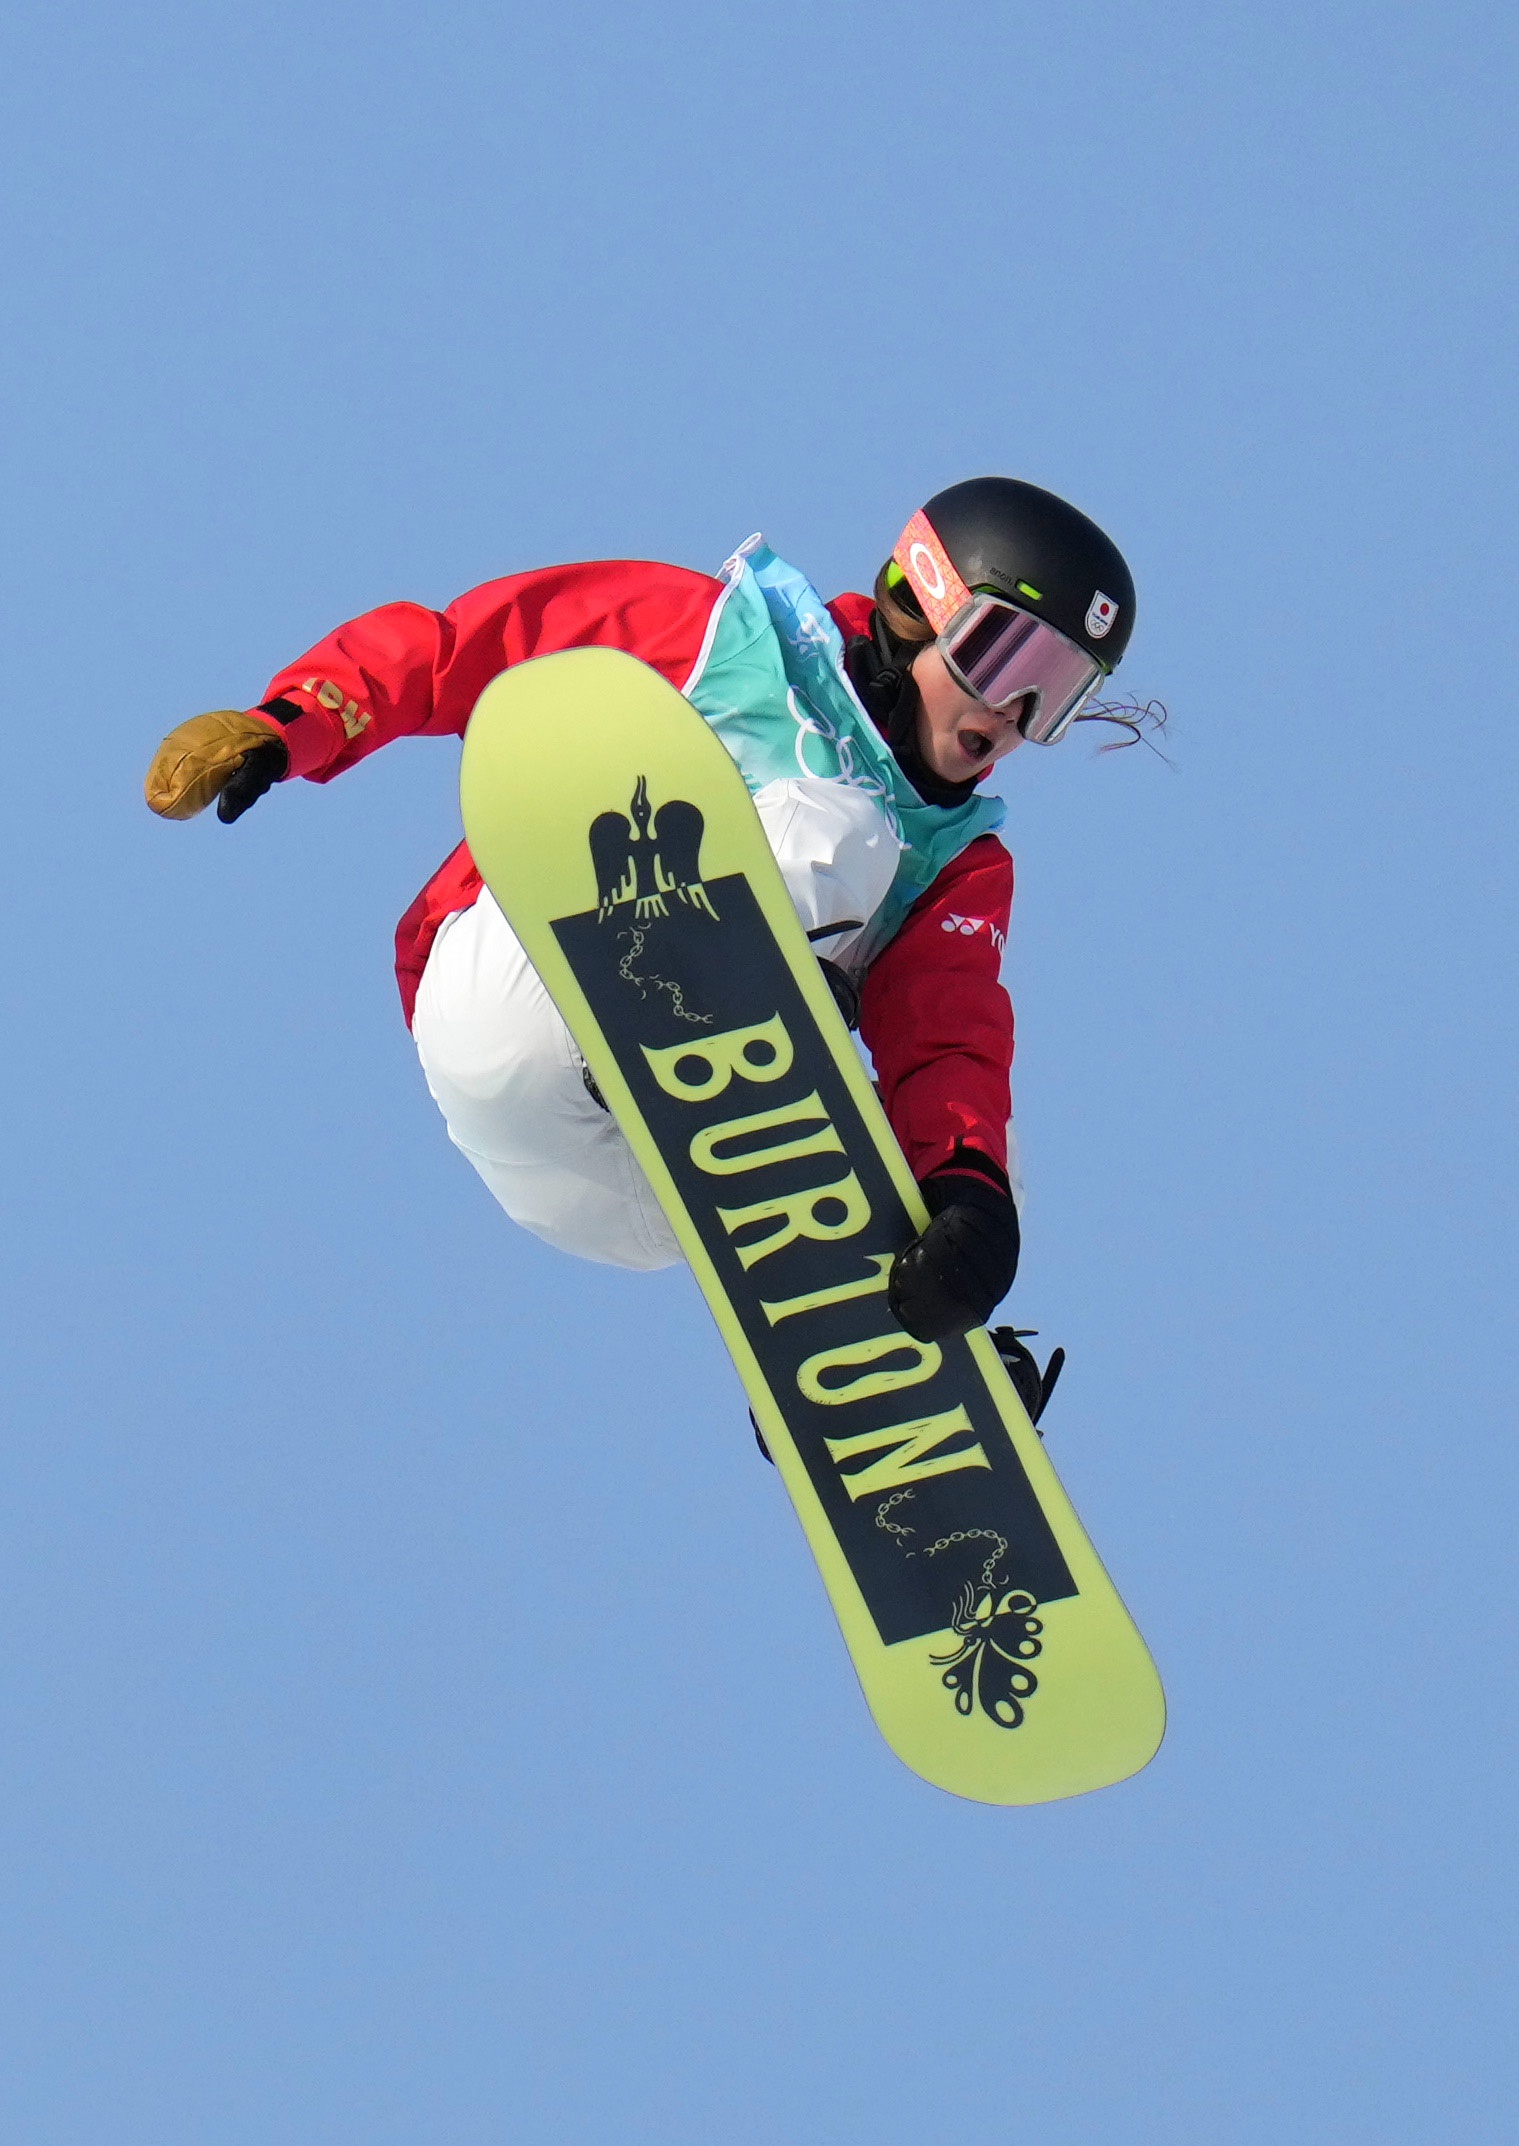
[145,478,1143,1410]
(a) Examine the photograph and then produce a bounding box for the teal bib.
[682,537,1005,964]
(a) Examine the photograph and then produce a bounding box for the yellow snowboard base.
[460,647,1164,1805]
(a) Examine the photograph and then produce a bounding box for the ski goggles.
[938,594,1104,746]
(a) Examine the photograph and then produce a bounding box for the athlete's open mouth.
[959,726,995,763]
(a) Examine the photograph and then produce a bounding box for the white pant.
[413,777,901,1270]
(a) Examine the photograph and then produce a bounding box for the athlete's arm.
[862,835,1020,1340]
[145,559,723,819]
[859,833,1016,1183]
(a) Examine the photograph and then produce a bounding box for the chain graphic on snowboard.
[874,1496,1044,1729]
[578,777,1055,1727]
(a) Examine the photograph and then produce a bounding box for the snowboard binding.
[990,1328,1065,1430]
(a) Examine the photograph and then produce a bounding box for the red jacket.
[252,559,1016,1182]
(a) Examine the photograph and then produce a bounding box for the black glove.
[990,1329,1065,1431]
[888,1166,1020,1343]
[216,736,289,822]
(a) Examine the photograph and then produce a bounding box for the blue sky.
[1,1,1515,2138]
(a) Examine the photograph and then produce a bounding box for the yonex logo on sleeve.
[941,913,1006,955]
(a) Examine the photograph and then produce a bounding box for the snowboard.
[460,646,1164,1804]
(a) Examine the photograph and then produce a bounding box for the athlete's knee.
[451,1141,683,1271]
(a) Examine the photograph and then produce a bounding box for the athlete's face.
[910,644,1027,784]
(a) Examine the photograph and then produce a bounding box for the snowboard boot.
[989,1328,1065,1433]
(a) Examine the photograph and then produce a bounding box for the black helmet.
[894,476,1135,671]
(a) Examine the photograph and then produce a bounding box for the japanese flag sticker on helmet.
[1086,591,1119,639]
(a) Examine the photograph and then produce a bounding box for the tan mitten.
[144,709,282,820]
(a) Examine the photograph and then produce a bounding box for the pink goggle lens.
[941,599,1102,743]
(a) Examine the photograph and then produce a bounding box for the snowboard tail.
[460,647,1164,1804]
